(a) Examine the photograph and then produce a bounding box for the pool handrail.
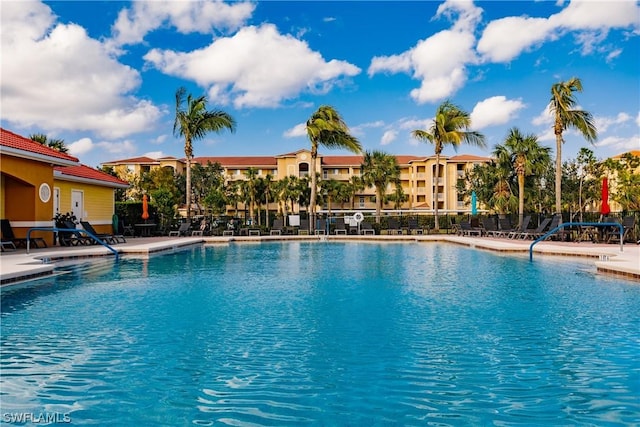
[529,221,623,261]
[26,227,119,260]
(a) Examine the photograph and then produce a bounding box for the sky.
[2,0,639,169]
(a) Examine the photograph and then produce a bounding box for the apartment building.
[102,149,491,215]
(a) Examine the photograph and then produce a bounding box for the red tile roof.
[0,127,79,163]
[102,156,159,164]
[54,165,129,187]
[194,156,277,167]
[611,150,640,159]
[449,154,492,161]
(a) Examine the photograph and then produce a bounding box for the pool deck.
[1,234,639,285]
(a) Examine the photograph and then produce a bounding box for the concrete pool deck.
[1,234,639,285]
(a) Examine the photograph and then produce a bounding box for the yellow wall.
[1,156,55,242]
[54,180,116,234]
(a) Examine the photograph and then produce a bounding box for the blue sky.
[2,0,638,168]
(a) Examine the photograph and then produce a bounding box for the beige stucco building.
[102,149,491,216]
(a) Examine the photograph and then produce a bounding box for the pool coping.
[1,235,638,285]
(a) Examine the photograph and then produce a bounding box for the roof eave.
[1,146,79,166]
[54,171,130,189]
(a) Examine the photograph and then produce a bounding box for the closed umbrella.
[471,191,477,216]
[601,177,610,215]
[142,194,150,221]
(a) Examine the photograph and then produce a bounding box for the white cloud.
[595,112,631,133]
[636,112,640,127]
[368,1,482,104]
[380,130,398,146]
[96,140,137,155]
[143,151,166,159]
[595,134,640,153]
[283,123,307,138]
[110,0,255,47]
[478,0,640,63]
[351,120,384,137]
[470,96,526,129]
[145,24,361,108]
[0,1,163,139]
[68,138,94,156]
[532,105,554,127]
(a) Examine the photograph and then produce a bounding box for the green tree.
[603,153,640,211]
[306,105,361,230]
[30,133,69,153]
[348,175,365,210]
[411,100,485,230]
[319,179,344,218]
[173,86,236,219]
[361,150,400,223]
[388,181,408,210]
[549,77,597,217]
[493,128,551,227]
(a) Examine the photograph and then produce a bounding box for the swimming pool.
[1,242,639,425]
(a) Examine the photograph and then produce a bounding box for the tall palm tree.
[412,100,485,230]
[348,175,365,210]
[306,105,361,230]
[549,77,597,217]
[30,133,69,153]
[244,167,259,225]
[361,150,400,223]
[173,86,236,219]
[494,128,551,227]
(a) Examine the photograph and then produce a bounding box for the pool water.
[1,242,639,426]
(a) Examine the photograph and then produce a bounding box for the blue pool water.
[1,242,639,426]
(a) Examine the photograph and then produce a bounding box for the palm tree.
[244,167,259,225]
[173,86,236,219]
[549,77,597,217]
[319,179,342,218]
[412,100,485,231]
[30,133,69,153]
[348,175,365,210]
[493,128,551,228]
[361,150,400,223]
[306,105,361,230]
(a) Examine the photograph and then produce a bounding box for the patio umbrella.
[601,177,610,215]
[142,194,150,221]
[471,191,477,216]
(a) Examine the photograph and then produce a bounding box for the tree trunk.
[555,131,563,222]
[518,172,525,228]
[186,156,192,220]
[309,148,318,232]
[434,154,440,231]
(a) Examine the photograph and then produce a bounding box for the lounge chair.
[1,240,17,251]
[495,218,515,238]
[407,218,424,235]
[459,221,482,236]
[360,221,375,235]
[387,218,403,235]
[315,218,327,235]
[118,220,135,237]
[520,217,552,240]
[80,221,122,244]
[298,219,310,235]
[507,215,531,239]
[270,218,284,235]
[334,217,347,235]
[1,219,48,248]
[482,218,500,237]
[169,222,191,237]
[605,216,636,243]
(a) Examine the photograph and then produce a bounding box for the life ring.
[353,212,364,223]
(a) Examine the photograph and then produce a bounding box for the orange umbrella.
[142,194,150,220]
[600,177,610,215]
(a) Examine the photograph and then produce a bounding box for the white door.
[53,187,60,216]
[71,190,83,221]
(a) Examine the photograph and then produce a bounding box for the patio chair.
[80,221,121,244]
[386,218,403,235]
[315,218,327,235]
[334,217,347,235]
[605,216,636,243]
[459,221,482,236]
[1,219,48,248]
[482,217,500,237]
[519,217,552,240]
[507,215,531,239]
[1,240,17,251]
[270,218,284,235]
[407,218,424,235]
[360,221,375,235]
[119,220,135,237]
[495,217,515,238]
[168,222,191,237]
[298,219,310,235]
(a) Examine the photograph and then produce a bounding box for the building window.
[299,162,309,177]
[359,197,365,208]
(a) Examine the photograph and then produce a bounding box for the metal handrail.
[529,222,623,261]
[26,227,119,260]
